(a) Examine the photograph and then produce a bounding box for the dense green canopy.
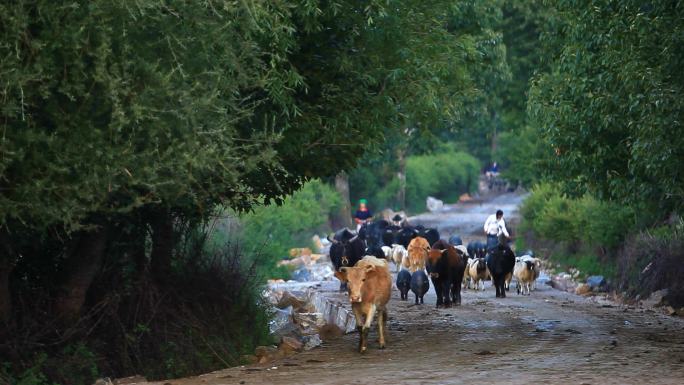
[0,0,499,233]
[529,0,684,215]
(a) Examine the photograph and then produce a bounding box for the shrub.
[522,183,635,250]
[405,149,480,213]
[495,125,545,187]
[236,179,341,278]
[519,183,636,279]
[618,224,684,307]
[518,182,559,234]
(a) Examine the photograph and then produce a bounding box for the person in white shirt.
[484,209,509,250]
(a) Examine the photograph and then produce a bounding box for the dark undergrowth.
[0,233,272,385]
[617,222,684,307]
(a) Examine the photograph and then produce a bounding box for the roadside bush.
[405,149,480,213]
[618,221,684,307]
[237,179,341,278]
[522,183,634,249]
[519,183,635,277]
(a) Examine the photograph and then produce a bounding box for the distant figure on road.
[485,161,499,178]
[484,209,509,250]
[354,199,373,231]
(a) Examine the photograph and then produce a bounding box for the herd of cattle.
[329,220,542,353]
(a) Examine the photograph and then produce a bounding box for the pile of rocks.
[248,288,344,365]
[271,236,334,283]
[250,235,353,364]
[426,196,444,212]
[548,270,609,296]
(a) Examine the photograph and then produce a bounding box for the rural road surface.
[149,193,684,385]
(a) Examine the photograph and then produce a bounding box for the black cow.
[486,242,516,298]
[328,229,367,290]
[365,244,387,260]
[426,239,467,307]
[382,225,402,247]
[396,269,411,300]
[359,220,390,250]
[410,270,430,304]
[420,227,440,247]
[396,227,418,248]
[448,235,463,246]
[331,228,356,244]
[467,241,487,259]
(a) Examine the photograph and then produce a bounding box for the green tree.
[529,0,684,216]
[349,0,511,210]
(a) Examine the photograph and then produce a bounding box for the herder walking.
[484,209,509,250]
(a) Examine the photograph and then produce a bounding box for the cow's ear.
[364,264,375,273]
[334,269,347,282]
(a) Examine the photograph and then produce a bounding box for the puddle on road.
[533,319,561,332]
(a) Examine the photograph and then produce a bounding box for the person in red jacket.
[354,199,373,231]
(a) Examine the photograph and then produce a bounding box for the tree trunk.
[332,172,353,230]
[397,146,407,211]
[150,209,174,282]
[491,111,498,155]
[130,226,149,279]
[55,225,108,321]
[0,229,14,322]
[0,259,13,323]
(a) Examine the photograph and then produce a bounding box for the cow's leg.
[494,276,501,298]
[352,305,365,352]
[454,281,462,305]
[442,280,452,308]
[360,304,376,353]
[377,309,387,349]
[433,279,443,308]
[414,292,419,305]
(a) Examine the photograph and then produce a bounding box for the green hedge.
[405,150,480,213]
[521,183,635,250]
[350,146,480,214]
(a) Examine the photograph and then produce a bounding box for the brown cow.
[334,256,392,353]
[407,236,430,273]
[426,239,467,307]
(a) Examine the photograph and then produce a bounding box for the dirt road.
[150,193,684,385]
